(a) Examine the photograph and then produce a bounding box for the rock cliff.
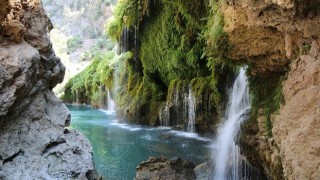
[0,0,97,179]
[223,0,320,74]
[273,40,320,179]
[222,0,320,179]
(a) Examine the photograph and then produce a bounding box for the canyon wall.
[61,0,320,179]
[0,0,98,179]
[222,0,320,179]
[272,40,320,179]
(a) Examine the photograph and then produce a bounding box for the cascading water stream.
[168,85,197,132]
[107,90,116,112]
[187,88,196,133]
[212,68,250,180]
[159,104,170,126]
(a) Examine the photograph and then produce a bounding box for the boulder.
[135,157,195,180]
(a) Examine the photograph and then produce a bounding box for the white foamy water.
[109,122,143,131]
[141,134,153,141]
[109,121,210,141]
[99,109,116,115]
[169,130,211,142]
[212,68,250,180]
[146,126,172,130]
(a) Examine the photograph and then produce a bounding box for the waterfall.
[169,84,197,132]
[159,104,170,126]
[183,90,188,123]
[107,90,116,112]
[187,88,196,133]
[75,90,79,103]
[120,28,131,53]
[212,68,250,180]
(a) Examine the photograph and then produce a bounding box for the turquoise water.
[67,105,212,180]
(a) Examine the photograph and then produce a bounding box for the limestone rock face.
[223,0,320,75]
[0,0,97,179]
[222,0,320,179]
[135,157,195,180]
[273,40,320,180]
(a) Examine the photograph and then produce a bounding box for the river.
[67,105,211,180]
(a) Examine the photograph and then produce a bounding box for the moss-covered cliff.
[64,0,237,132]
[63,0,320,179]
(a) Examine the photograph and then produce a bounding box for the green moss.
[301,42,312,55]
[62,51,117,105]
[106,0,141,41]
[165,69,232,130]
[205,0,231,67]
[190,76,220,107]
[249,73,285,137]
[106,17,122,41]
[139,0,210,86]
[148,101,164,126]
[106,0,236,127]
[117,73,164,114]
[110,48,166,123]
[64,0,239,129]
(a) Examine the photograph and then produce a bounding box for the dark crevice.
[71,171,80,178]
[42,138,66,155]
[85,169,102,180]
[85,170,94,179]
[64,128,70,134]
[258,11,264,17]
[3,149,24,164]
[73,147,83,155]
[65,114,71,127]
[296,0,320,17]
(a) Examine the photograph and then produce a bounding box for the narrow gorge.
[1,0,319,180]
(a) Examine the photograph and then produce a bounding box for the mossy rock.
[248,72,286,137]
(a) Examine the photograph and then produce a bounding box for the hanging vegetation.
[64,0,238,130]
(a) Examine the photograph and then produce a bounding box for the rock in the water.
[0,0,99,179]
[135,157,196,180]
[194,162,210,180]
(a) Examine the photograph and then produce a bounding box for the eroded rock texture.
[135,157,195,180]
[223,0,320,75]
[0,0,97,179]
[222,0,320,179]
[273,40,320,180]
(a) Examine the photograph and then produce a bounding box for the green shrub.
[106,0,139,41]
[204,0,231,67]
[67,36,84,54]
